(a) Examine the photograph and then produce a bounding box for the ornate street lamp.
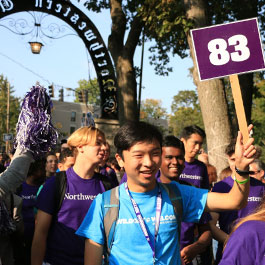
[29,41,43,54]
[28,21,43,54]
[0,12,77,55]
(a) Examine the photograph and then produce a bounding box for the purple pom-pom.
[14,85,58,158]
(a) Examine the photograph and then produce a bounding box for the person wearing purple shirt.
[179,125,211,265]
[16,159,46,265]
[220,199,265,265]
[99,142,119,188]
[210,139,265,264]
[31,126,111,265]
[159,135,212,265]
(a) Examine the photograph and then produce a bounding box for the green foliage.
[252,77,265,162]
[83,1,192,76]
[138,1,192,75]
[0,74,20,148]
[208,0,265,26]
[169,90,204,137]
[140,98,168,120]
[74,78,100,105]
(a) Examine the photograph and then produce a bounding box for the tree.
[252,75,265,162]
[181,0,232,175]
[84,1,190,123]
[169,90,203,137]
[74,78,100,106]
[140,98,168,134]
[140,98,168,120]
[208,0,265,124]
[84,0,264,174]
[0,75,20,149]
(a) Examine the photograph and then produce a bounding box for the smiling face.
[181,133,203,162]
[45,155,58,177]
[160,146,185,183]
[116,140,162,192]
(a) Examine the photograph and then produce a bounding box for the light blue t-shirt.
[76,182,208,265]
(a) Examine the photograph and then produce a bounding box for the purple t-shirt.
[212,176,265,263]
[17,182,40,239]
[220,220,265,265]
[179,160,210,250]
[100,165,119,188]
[179,159,209,189]
[36,167,106,265]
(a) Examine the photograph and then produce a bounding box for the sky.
[0,1,196,114]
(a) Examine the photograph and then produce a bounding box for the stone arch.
[0,0,118,119]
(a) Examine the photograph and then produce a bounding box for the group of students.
[0,119,264,265]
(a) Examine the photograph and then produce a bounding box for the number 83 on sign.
[191,18,265,81]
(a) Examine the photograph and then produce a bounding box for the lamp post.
[5,82,10,153]
[29,22,44,54]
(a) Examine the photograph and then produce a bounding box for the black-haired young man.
[58,148,75,172]
[179,125,212,264]
[160,136,212,265]
[77,121,256,265]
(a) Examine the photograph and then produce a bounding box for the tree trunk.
[116,54,138,123]
[108,0,143,124]
[184,0,232,175]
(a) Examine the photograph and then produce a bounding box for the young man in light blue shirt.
[77,121,256,265]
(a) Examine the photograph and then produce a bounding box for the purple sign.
[191,18,265,81]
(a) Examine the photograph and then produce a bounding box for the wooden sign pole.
[229,74,249,144]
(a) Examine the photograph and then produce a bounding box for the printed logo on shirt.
[180,173,202,181]
[117,215,176,225]
[247,196,263,202]
[21,194,36,200]
[64,193,97,201]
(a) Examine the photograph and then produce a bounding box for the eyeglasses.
[251,170,261,175]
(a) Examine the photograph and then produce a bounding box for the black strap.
[94,173,113,191]
[54,171,67,216]
[10,193,14,217]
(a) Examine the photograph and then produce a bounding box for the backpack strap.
[159,182,183,241]
[103,186,119,255]
[95,173,113,191]
[54,171,67,216]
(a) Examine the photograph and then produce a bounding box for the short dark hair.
[61,139,67,145]
[180,125,206,140]
[28,159,46,176]
[162,135,185,154]
[114,121,163,157]
[45,151,57,160]
[252,159,264,171]
[110,158,121,171]
[59,148,74,163]
[225,139,236,156]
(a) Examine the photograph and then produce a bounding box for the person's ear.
[115,153,124,168]
[58,163,64,171]
[77,145,84,153]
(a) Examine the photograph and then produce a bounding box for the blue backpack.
[102,182,183,258]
